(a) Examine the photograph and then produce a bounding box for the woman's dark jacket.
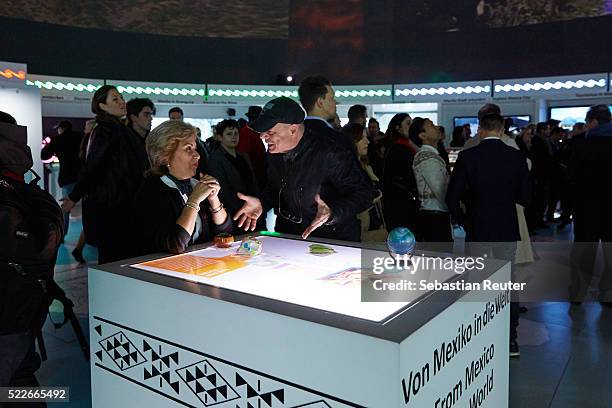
[131,175,232,256]
[382,138,419,231]
[68,115,149,247]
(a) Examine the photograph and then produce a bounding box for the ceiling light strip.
[494,79,606,93]
[394,85,490,97]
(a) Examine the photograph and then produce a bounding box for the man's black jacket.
[261,127,374,242]
[304,118,356,153]
[446,138,531,242]
[569,122,612,240]
[41,130,83,187]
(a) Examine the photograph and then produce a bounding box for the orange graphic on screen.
[0,69,26,80]
[140,254,248,278]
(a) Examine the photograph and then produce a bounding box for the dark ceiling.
[0,0,289,38]
[1,0,611,85]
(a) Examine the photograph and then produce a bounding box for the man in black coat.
[446,113,531,357]
[569,105,612,306]
[529,122,553,229]
[298,75,356,153]
[234,97,374,242]
[41,120,82,236]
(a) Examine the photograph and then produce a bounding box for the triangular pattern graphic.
[195,381,205,394]
[261,392,273,407]
[207,373,217,387]
[98,331,148,374]
[175,360,241,406]
[272,389,284,403]
[152,366,160,377]
[207,387,217,401]
[94,323,350,408]
[195,366,205,379]
[236,373,247,387]
[169,380,179,394]
[246,384,258,398]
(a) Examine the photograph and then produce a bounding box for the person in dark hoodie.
[569,105,612,306]
[60,85,148,264]
[1,111,63,406]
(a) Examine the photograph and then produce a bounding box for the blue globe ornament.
[387,227,416,256]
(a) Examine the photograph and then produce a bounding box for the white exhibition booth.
[89,235,511,407]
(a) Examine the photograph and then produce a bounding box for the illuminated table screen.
[131,236,413,322]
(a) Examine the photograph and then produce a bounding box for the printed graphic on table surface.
[139,254,248,278]
[318,267,364,286]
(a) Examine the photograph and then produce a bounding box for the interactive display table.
[89,234,511,407]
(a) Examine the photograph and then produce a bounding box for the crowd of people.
[17,76,611,357]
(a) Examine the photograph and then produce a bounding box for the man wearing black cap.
[238,106,267,190]
[234,97,374,242]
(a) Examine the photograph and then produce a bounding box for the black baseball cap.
[249,97,305,133]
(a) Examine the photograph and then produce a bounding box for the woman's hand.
[188,174,221,205]
[200,175,221,203]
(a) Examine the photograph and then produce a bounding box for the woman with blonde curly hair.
[131,120,231,256]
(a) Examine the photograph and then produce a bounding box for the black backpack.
[0,175,64,335]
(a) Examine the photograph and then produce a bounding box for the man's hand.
[60,197,76,213]
[302,194,331,239]
[234,193,263,231]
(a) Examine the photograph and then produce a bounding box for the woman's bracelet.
[210,203,224,214]
[185,201,200,211]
